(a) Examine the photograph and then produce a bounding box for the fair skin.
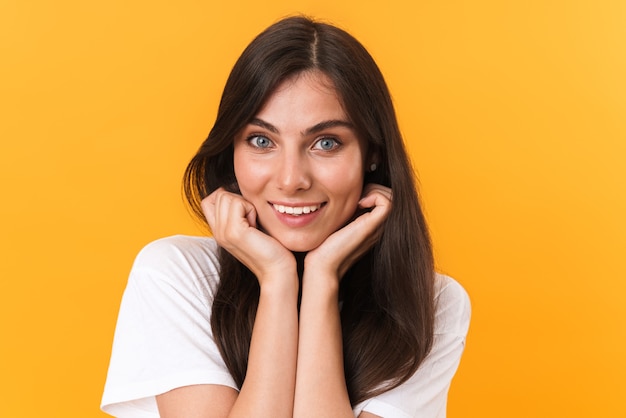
[156,71,391,417]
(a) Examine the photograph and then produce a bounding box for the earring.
[370,163,377,172]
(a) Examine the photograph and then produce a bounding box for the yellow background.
[1,1,624,417]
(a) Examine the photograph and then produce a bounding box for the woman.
[102,16,470,418]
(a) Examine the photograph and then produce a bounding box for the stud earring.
[370,163,377,172]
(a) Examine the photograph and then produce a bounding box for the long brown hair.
[183,16,434,405]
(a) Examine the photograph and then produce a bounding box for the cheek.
[233,150,261,197]
[234,164,278,211]
[234,168,258,200]
[334,163,364,191]
[326,167,364,209]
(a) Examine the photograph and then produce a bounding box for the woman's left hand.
[304,183,392,280]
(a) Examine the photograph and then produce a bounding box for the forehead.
[255,71,349,122]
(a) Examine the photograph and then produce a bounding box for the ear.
[367,150,380,172]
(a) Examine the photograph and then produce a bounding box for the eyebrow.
[248,118,355,136]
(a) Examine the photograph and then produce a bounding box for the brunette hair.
[183,15,435,405]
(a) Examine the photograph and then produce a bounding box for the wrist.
[301,269,340,300]
[257,265,300,298]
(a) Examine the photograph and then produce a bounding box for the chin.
[276,235,325,253]
[281,242,317,253]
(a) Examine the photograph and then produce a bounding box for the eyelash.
[246,134,274,149]
[313,137,341,151]
[245,134,342,151]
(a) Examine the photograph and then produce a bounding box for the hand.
[304,184,392,280]
[201,188,296,281]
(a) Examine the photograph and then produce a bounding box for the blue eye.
[249,135,272,148]
[315,137,339,151]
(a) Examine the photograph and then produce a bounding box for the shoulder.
[134,234,219,270]
[102,235,237,414]
[130,235,221,296]
[433,273,471,338]
[353,274,471,416]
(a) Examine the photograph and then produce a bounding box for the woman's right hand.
[161,188,299,418]
[201,188,296,282]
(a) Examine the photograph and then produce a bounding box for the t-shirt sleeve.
[353,275,471,418]
[101,236,237,418]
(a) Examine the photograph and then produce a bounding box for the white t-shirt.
[101,235,470,417]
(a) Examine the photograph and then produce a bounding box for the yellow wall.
[1,1,624,417]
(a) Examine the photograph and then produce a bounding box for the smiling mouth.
[272,203,323,216]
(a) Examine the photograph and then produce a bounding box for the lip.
[268,201,326,227]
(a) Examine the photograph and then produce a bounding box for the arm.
[295,272,383,418]
[157,275,299,418]
[229,271,299,417]
[294,269,352,418]
[293,185,392,418]
[157,189,300,418]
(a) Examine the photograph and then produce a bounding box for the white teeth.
[273,203,320,215]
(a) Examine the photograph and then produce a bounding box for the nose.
[275,149,311,193]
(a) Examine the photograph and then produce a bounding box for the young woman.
[102,16,470,418]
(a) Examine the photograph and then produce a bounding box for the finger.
[214,191,259,244]
[201,188,224,230]
[358,186,392,212]
[361,183,392,201]
[243,200,257,229]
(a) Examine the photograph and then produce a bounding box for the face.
[233,71,369,252]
